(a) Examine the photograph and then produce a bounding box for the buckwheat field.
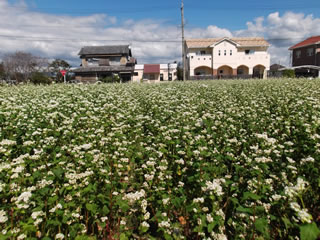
[0,78,320,240]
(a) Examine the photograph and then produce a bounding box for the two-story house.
[289,36,320,77]
[73,45,136,83]
[185,37,270,79]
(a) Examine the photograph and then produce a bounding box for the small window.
[230,50,232,56]
[296,50,301,58]
[245,50,250,55]
[133,72,139,76]
[196,51,206,56]
[224,50,226,56]
[191,56,194,59]
[160,73,164,81]
[218,50,221,56]
[219,70,223,74]
[169,73,172,81]
[307,48,314,56]
[204,58,206,60]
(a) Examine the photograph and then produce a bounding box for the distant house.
[73,45,136,83]
[185,37,270,79]
[268,64,285,78]
[132,63,178,82]
[289,36,320,77]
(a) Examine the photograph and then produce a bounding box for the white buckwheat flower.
[0,210,8,223]
[55,233,65,239]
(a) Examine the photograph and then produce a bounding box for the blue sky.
[12,0,320,29]
[2,0,320,66]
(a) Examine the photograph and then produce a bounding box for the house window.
[245,50,250,55]
[109,56,121,65]
[133,72,139,76]
[219,70,224,74]
[196,51,206,56]
[224,50,227,56]
[160,73,164,81]
[191,56,194,59]
[230,50,232,56]
[307,48,314,56]
[169,73,172,81]
[296,50,301,58]
[218,50,221,56]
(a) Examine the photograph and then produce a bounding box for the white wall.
[213,41,238,69]
[133,64,178,82]
[187,39,270,77]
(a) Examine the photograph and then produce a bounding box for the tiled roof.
[144,64,160,74]
[185,37,270,48]
[289,36,320,50]
[78,45,131,56]
[270,64,285,71]
[72,66,134,73]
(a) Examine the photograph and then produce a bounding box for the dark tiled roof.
[144,64,160,74]
[72,66,134,73]
[270,64,285,71]
[289,36,320,50]
[78,45,131,56]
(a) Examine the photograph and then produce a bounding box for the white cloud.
[234,12,320,65]
[0,0,320,67]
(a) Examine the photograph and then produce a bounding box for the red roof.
[144,64,160,74]
[289,36,320,50]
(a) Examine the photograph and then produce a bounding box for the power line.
[0,33,310,43]
[2,3,319,15]
[3,4,180,14]
[0,34,182,43]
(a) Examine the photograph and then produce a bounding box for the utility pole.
[181,0,186,81]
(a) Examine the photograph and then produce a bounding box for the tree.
[48,59,71,82]
[30,72,51,85]
[177,62,183,80]
[0,62,5,79]
[3,51,47,82]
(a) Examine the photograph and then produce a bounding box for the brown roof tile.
[144,64,160,74]
[289,36,320,50]
[185,37,270,48]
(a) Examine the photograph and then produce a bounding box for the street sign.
[60,70,67,76]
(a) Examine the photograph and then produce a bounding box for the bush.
[100,75,121,83]
[282,69,295,78]
[30,72,52,84]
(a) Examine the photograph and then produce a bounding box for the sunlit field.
[0,79,320,240]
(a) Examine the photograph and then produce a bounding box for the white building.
[132,63,178,83]
[185,37,270,79]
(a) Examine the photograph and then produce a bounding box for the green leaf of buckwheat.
[300,223,320,240]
